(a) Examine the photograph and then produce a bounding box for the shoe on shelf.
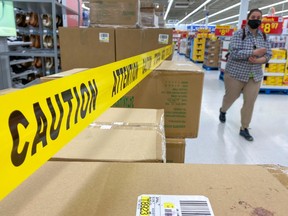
[219,108,226,123]
[240,128,254,141]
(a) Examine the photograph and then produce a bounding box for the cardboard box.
[140,8,156,27]
[166,138,186,163]
[1,162,288,215]
[95,107,164,127]
[59,27,115,71]
[115,28,144,61]
[142,28,173,60]
[40,68,88,83]
[89,0,140,26]
[51,124,165,163]
[0,88,18,95]
[52,108,165,163]
[114,61,204,138]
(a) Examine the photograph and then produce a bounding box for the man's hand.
[252,48,267,57]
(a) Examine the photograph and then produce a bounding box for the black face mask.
[248,19,261,29]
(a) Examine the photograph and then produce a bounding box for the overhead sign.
[0,45,173,201]
[215,25,234,36]
[187,24,216,33]
[260,16,283,35]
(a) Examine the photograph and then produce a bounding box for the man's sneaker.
[219,108,226,123]
[240,128,254,141]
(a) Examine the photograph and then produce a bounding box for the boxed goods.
[114,60,204,138]
[59,27,115,71]
[89,0,140,27]
[166,138,186,163]
[51,108,166,163]
[1,162,288,215]
[142,28,173,60]
[115,28,144,61]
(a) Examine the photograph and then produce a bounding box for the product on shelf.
[203,38,221,69]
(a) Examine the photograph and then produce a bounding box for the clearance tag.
[136,194,214,216]
[0,45,172,201]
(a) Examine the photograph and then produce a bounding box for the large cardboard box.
[1,162,288,215]
[59,27,115,71]
[52,126,164,163]
[0,88,18,95]
[140,7,156,27]
[40,68,88,83]
[166,138,186,163]
[115,28,144,61]
[89,0,140,26]
[114,61,204,138]
[51,108,165,163]
[142,28,173,60]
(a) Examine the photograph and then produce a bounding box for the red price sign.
[260,16,283,34]
[215,26,234,36]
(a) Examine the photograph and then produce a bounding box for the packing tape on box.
[0,45,173,201]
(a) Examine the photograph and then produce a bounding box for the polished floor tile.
[172,53,288,166]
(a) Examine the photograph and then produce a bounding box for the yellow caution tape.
[0,45,173,200]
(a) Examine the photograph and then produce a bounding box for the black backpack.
[225,28,266,60]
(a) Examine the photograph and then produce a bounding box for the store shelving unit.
[0,0,80,89]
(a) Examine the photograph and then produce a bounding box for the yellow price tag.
[164,202,175,208]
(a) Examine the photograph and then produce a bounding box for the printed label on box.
[99,33,109,43]
[136,194,214,216]
[158,34,169,44]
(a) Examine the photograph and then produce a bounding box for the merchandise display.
[2,0,79,88]
[203,38,221,70]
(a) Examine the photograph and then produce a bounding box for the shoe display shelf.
[0,0,80,89]
[202,38,221,71]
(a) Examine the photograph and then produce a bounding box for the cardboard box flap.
[52,127,164,162]
[95,108,164,127]
[156,60,203,73]
[1,163,288,215]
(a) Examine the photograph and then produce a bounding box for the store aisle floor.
[172,53,288,166]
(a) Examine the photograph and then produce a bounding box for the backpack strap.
[242,28,246,40]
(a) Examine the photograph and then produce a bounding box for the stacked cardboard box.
[1,162,288,215]
[203,39,221,68]
[59,27,115,71]
[89,0,140,27]
[50,107,166,163]
[114,60,204,141]
[115,28,173,61]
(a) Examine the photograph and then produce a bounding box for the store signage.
[0,45,173,201]
[0,0,16,36]
[188,24,216,33]
[215,25,234,36]
[260,16,283,35]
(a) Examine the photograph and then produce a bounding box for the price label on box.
[260,16,283,35]
[215,25,234,36]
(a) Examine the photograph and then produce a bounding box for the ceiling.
[153,0,288,25]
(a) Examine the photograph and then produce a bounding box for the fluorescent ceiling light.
[194,2,241,24]
[218,9,288,25]
[259,0,288,10]
[209,14,239,25]
[164,0,174,20]
[209,1,288,25]
[177,0,212,25]
[220,20,238,26]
